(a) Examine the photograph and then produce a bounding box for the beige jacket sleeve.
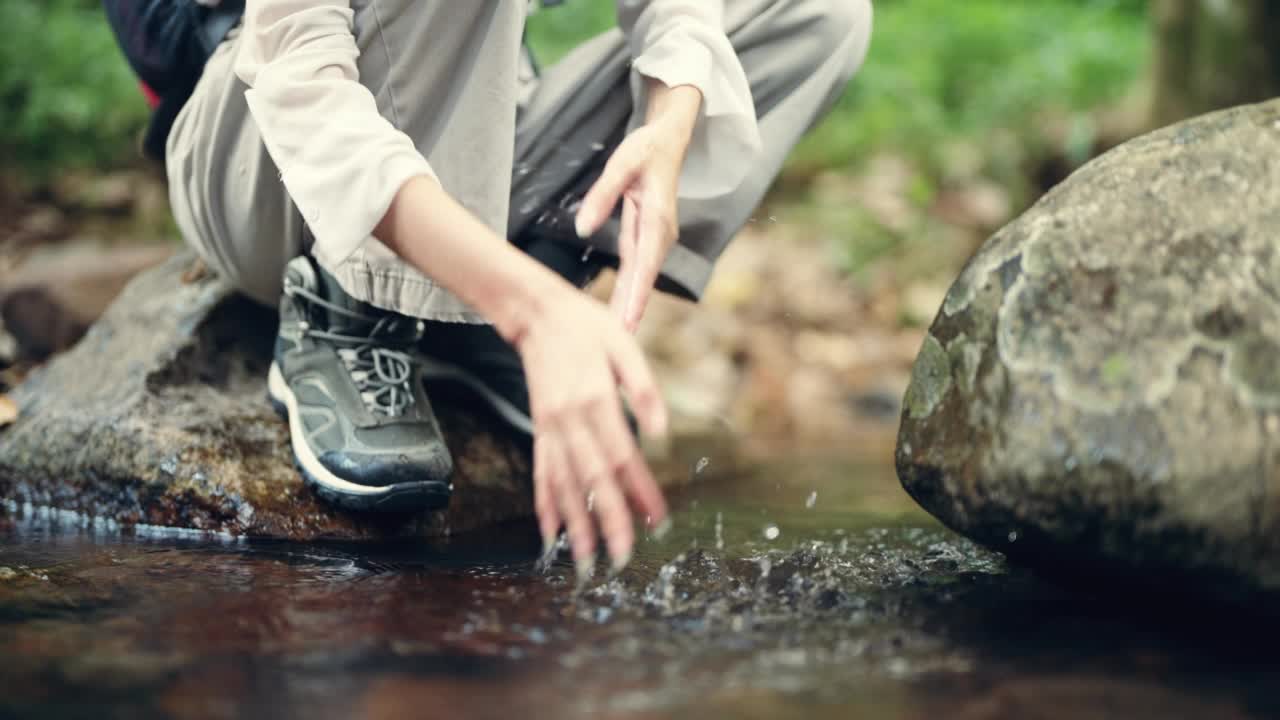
[233,0,437,268]
[617,0,763,199]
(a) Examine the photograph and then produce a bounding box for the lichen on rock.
[904,335,950,420]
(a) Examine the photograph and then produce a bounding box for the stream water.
[1,452,1278,719]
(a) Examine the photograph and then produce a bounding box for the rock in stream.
[0,253,543,539]
[897,100,1280,601]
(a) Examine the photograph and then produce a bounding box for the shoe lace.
[286,283,422,418]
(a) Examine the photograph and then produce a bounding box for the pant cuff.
[328,258,488,324]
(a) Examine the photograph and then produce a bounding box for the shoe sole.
[267,363,451,513]
[418,356,534,436]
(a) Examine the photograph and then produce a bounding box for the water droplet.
[590,142,606,152]
[714,511,724,551]
[902,442,912,456]
[805,491,818,509]
[763,524,780,541]
[768,215,777,222]
[581,245,594,262]
[1007,530,1019,543]
[695,457,710,474]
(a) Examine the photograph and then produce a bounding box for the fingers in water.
[622,449,668,535]
[564,417,637,575]
[544,429,596,583]
[533,434,562,557]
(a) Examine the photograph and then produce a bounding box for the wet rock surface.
[897,100,1280,600]
[0,253,539,539]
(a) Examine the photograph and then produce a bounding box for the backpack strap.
[131,0,244,162]
[197,0,244,55]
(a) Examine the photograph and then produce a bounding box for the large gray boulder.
[0,253,537,539]
[897,100,1280,599]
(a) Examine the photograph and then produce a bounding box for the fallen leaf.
[0,394,17,427]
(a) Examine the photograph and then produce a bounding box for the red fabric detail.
[140,81,161,109]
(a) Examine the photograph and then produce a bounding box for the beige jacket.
[233,0,762,271]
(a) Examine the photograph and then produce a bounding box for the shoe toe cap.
[318,448,453,489]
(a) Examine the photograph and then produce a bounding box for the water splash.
[537,532,570,574]
[805,491,818,510]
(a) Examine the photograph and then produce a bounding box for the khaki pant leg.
[166,24,303,307]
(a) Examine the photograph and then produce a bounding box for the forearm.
[373,176,567,343]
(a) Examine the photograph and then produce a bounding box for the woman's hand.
[576,82,702,333]
[373,86,694,582]
[513,286,670,581]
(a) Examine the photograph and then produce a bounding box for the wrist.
[481,255,573,348]
[644,80,702,154]
[374,175,574,347]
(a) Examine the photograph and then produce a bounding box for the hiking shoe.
[268,256,453,513]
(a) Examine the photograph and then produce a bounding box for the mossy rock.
[897,100,1280,601]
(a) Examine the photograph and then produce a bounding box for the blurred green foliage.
[0,0,150,181]
[3,0,1147,193]
[792,0,1148,187]
[496,0,1147,196]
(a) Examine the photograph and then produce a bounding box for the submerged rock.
[0,253,538,539]
[896,100,1280,600]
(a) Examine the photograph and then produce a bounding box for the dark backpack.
[103,0,245,162]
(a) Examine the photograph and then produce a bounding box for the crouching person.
[118,0,871,575]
